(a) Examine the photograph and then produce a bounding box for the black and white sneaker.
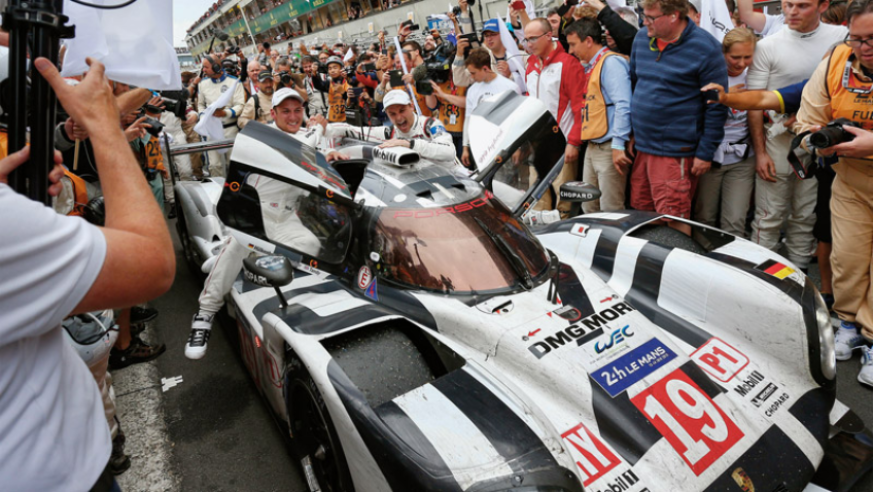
[185,313,214,360]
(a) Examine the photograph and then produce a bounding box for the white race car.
[173,92,873,492]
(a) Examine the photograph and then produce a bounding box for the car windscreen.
[372,191,550,294]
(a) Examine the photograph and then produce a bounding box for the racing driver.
[313,89,458,170]
[185,88,348,359]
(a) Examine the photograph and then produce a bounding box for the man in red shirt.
[524,17,587,217]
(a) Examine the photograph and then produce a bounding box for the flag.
[497,14,527,95]
[61,0,181,90]
[756,259,796,280]
[699,0,734,42]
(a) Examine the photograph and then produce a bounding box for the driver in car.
[311,89,459,170]
[184,88,348,360]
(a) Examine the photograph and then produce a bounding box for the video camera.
[416,41,455,94]
[144,90,188,120]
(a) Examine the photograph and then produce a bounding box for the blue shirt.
[584,47,632,150]
[773,79,807,114]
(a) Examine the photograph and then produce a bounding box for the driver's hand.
[326,150,350,162]
[308,114,329,131]
[462,146,472,168]
[0,146,65,197]
[378,138,411,149]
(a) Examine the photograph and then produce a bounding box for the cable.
[69,0,139,9]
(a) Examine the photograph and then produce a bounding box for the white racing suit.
[198,126,323,315]
[324,114,458,170]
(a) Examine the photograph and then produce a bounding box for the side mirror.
[559,181,602,203]
[243,255,295,307]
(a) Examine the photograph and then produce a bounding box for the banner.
[61,0,181,90]
[699,0,734,42]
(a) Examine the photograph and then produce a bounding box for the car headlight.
[814,291,837,381]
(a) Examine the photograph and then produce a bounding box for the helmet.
[62,310,117,366]
[325,56,344,68]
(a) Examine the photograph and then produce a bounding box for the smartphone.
[408,23,420,31]
[362,62,377,72]
[703,89,720,103]
[389,69,403,87]
[511,0,525,10]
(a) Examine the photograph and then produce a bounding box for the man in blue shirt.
[565,19,633,213]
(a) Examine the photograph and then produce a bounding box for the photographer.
[796,0,873,386]
[425,44,467,158]
[302,55,328,118]
[239,71,276,128]
[312,56,350,122]
[273,57,308,102]
[1,57,173,492]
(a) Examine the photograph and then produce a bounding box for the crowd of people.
[4,0,873,489]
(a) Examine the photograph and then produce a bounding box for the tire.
[632,224,708,255]
[285,353,355,492]
[174,205,202,275]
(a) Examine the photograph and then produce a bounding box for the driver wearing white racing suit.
[314,89,458,170]
[185,88,348,359]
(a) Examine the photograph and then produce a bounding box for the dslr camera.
[143,116,165,138]
[452,0,475,17]
[809,118,860,148]
[221,58,240,78]
[144,90,188,120]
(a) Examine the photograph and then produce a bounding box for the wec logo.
[594,325,634,354]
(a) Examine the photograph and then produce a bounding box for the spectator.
[823,1,848,24]
[245,59,262,99]
[274,56,308,102]
[239,70,276,128]
[795,0,873,386]
[523,17,586,218]
[302,55,328,117]
[427,67,467,159]
[687,0,702,25]
[629,0,728,235]
[460,47,520,168]
[451,27,498,88]
[694,27,757,238]
[258,42,271,65]
[314,56,349,122]
[565,19,632,213]
[195,55,246,177]
[737,0,786,36]
[746,0,846,269]
[402,40,425,68]
[483,19,527,90]
[579,0,639,56]
[375,50,430,116]
[0,57,173,492]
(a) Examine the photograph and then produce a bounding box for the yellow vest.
[433,80,466,133]
[580,51,625,141]
[825,44,873,161]
[328,79,349,123]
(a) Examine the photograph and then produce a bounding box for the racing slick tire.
[284,352,354,492]
[632,224,708,255]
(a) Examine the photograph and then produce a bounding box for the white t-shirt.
[462,75,521,146]
[747,21,847,91]
[717,71,752,165]
[758,13,785,37]
[0,184,110,491]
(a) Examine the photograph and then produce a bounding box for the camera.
[143,117,164,137]
[277,70,294,87]
[159,90,188,119]
[452,0,475,16]
[227,45,241,55]
[361,62,376,72]
[458,32,480,58]
[221,59,240,78]
[809,118,860,148]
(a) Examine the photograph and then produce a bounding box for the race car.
[173,92,873,492]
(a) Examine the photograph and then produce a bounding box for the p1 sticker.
[561,422,621,486]
[690,338,749,383]
[590,338,676,397]
[755,259,795,280]
[631,368,744,476]
[357,266,372,289]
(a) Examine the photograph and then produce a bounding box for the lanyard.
[842,55,873,94]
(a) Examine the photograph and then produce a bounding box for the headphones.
[204,55,221,74]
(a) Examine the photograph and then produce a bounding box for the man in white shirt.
[0,58,174,491]
[746,0,846,270]
[738,0,786,37]
[461,47,521,168]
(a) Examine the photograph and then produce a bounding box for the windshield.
[372,190,550,294]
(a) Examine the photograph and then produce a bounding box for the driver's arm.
[412,121,456,162]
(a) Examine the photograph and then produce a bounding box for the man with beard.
[239,70,275,128]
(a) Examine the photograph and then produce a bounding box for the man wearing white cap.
[184,87,346,359]
[314,89,457,169]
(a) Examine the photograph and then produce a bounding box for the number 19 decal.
[631,368,743,475]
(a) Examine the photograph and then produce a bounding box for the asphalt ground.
[120,216,873,492]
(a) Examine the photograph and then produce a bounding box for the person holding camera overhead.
[195,55,246,178]
[795,0,873,387]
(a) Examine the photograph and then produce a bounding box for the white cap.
[272,87,305,108]
[688,0,701,13]
[383,89,412,108]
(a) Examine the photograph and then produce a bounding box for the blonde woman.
[694,28,757,237]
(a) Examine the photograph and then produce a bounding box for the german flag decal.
[756,259,795,279]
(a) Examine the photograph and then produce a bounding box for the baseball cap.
[483,19,501,33]
[257,70,273,82]
[383,89,412,108]
[688,0,701,13]
[272,87,305,107]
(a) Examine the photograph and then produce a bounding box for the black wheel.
[632,224,708,255]
[285,354,354,492]
[174,205,202,275]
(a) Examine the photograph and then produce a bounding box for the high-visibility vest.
[580,51,626,141]
[825,43,873,161]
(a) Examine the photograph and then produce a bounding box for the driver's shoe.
[835,321,865,361]
[185,313,214,360]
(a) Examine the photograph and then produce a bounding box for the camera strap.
[787,130,817,179]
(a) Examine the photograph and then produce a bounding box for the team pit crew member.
[196,55,246,177]
[185,88,349,359]
[315,89,457,170]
